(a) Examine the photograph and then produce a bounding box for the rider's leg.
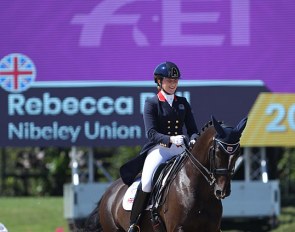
[127,147,165,232]
[128,183,150,232]
[141,144,184,192]
[128,145,184,232]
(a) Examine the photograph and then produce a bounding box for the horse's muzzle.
[214,184,231,199]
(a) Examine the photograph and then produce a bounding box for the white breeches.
[141,144,185,192]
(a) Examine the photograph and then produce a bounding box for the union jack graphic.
[0,53,36,93]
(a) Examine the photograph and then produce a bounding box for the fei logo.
[72,0,250,47]
[0,53,36,93]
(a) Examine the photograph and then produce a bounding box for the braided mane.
[195,120,224,139]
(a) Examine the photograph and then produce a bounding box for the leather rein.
[183,138,240,186]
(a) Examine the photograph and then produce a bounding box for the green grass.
[0,197,295,232]
[272,206,295,232]
[0,197,69,232]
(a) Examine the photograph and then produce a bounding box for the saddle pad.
[122,180,152,211]
[122,154,185,211]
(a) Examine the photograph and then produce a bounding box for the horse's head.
[210,115,247,199]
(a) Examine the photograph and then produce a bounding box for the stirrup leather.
[128,224,140,232]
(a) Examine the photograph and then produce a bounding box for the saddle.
[123,151,186,232]
[122,152,187,232]
[122,151,187,210]
[150,152,187,208]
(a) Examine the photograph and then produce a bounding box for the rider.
[120,61,199,232]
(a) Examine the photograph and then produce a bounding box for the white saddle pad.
[122,180,152,211]
[122,180,140,211]
[122,158,178,211]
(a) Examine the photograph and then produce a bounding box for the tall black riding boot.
[128,184,150,232]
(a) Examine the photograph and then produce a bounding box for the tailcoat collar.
[157,91,177,102]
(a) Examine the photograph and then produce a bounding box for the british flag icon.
[0,53,36,93]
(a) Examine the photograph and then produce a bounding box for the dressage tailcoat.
[120,91,198,186]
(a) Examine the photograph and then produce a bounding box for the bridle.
[184,137,240,186]
[210,138,240,176]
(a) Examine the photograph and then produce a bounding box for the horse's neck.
[174,163,216,208]
[193,128,214,164]
[180,156,211,191]
[192,143,211,167]
[180,132,215,195]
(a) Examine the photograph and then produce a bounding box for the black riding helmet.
[153,61,181,85]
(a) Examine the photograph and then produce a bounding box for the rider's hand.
[170,135,184,146]
[189,133,198,148]
[189,139,196,147]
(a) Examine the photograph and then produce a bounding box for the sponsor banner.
[0,81,267,147]
[0,1,294,93]
[241,93,295,147]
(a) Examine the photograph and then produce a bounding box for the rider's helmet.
[153,61,181,85]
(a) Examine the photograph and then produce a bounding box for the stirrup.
[128,224,140,232]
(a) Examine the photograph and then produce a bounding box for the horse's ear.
[235,117,248,134]
[211,115,225,137]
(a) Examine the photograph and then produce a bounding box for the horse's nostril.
[215,190,222,196]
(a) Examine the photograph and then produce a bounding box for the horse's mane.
[195,120,224,140]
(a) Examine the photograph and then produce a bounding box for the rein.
[183,137,240,186]
[184,146,216,186]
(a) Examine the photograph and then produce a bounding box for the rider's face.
[161,78,179,94]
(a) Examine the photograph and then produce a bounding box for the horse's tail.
[75,199,103,232]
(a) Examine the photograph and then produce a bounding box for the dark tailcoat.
[120,91,198,185]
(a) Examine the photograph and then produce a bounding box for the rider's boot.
[128,184,150,232]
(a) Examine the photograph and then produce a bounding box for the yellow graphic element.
[241,93,295,147]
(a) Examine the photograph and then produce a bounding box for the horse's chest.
[178,207,222,231]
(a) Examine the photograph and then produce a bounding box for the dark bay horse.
[82,116,247,232]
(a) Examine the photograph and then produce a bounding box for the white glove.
[189,133,198,147]
[189,139,196,147]
[170,135,184,146]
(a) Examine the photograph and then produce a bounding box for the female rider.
[120,61,199,232]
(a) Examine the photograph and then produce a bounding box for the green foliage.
[0,147,72,196]
[277,148,295,200]
[0,146,141,196]
[1,146,295,201]
[102,145,141,179]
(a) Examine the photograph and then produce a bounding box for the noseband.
[185,137,240,186]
